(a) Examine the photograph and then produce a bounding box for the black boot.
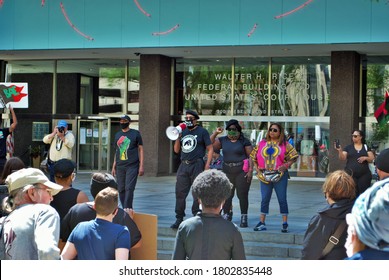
[240,214,248,228]
[227,211,233,221]
[170,218,183,229]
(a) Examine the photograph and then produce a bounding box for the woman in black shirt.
[335,130,375,196]
[210,119,253,227]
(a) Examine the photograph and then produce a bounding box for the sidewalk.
[74,173,326,234]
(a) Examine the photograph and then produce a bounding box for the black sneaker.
[281,222,288,233]
[240,214,248,228]
[170,218,183,229]
[253,222,266,231]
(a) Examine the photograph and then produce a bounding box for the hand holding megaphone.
[166,123,187,140]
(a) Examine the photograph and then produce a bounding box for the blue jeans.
[260,171,289,215]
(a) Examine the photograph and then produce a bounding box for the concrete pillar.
[139,55,172,176]
[329,51,361,172]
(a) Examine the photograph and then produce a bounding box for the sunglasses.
[352,134,360,138]
[227,127,238,131]
[269,128,279,133]
[185,117,195,121]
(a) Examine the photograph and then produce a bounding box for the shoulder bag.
[321,221,347,258]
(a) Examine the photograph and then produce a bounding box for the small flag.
[374,91,389,125]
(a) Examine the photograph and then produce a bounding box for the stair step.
[157,236,302,259]
[158,226,304,245]
[157,250,299,260]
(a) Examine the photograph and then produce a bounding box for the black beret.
[185,110,200,120]
[376,148,389,173]
[225,119,242,132]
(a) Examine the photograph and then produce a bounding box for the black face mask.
[185,120,195,129]
[120,123,129,129]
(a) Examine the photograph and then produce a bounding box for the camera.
[58,126,65,133]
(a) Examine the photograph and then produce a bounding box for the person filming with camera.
[43,120,75,182]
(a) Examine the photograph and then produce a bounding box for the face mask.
[227,130,240,140]
[120,123,129,129]
[185,120,195,129]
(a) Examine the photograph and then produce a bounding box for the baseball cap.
[5,168,63,196]
[57,120,68,127]
[120,115,131,122]
[54,159,76,178]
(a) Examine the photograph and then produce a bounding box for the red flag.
[374,91,389,124]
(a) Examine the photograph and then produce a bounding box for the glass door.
[77,118,110,172]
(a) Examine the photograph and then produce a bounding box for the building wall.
[10,73,79,166]
[1,0,389,51]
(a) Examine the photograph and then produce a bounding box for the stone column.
[329,51,361,172]
[139,55,172,176]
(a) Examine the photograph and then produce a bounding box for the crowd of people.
[0,108,388,260]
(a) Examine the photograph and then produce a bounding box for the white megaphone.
[166,123,187,140]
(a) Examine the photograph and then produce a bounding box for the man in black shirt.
[60,173,142,257]
[170,110,213,229]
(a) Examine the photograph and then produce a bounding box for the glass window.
[177,58,233,115]
[127,60,140,115]
[98,60,127,114]
[175,56,331,178]
[270,57,331,117]
[234,58,269,116]
[365,56,389,153]
[5,60,55,113]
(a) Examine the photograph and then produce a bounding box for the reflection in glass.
[234,58,269,116]
[178,58,233,115]
[271,58,331,117]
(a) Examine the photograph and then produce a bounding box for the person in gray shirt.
[0,168,63,260]
[172,169,246,260]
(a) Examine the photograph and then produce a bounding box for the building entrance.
[77,117,110,172]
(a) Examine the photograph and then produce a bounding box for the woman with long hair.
[211,119,253,228]
[250,122,298,233]
[0,156,25,184]
[334,129,375,196]
[0,156,26,217]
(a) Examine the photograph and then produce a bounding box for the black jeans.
[116,163,140,209]
[174,158,204,219]
[222,164,251,215]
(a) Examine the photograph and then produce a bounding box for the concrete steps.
[157,224,303,260]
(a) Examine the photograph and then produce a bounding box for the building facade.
[1,0,389,179]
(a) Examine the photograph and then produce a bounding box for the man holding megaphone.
[170,110,214,229]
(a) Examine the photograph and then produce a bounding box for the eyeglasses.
[352,134,360,138]
[227,127,237,131]
[269,128,279,133]
[185,117,195,121]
